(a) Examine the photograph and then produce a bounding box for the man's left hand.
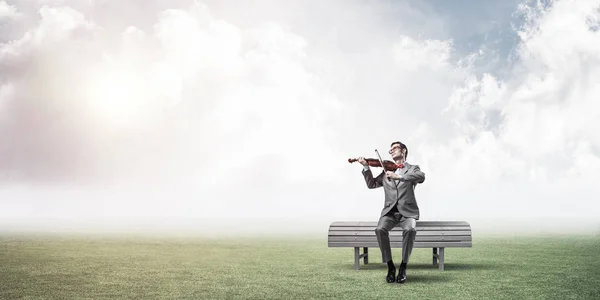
[385,171,401,180]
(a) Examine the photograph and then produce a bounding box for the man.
[357,141,425,284]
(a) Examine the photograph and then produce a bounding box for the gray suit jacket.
[362,162,425,219]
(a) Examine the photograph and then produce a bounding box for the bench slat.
[328,230,472,236]
[328,226,471,231]
[330,221,470,227]
[328,241,472,248]
[328,235,472,242]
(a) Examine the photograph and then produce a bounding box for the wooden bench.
[327,221,472,271]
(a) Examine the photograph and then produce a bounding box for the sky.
[1,0,599,236]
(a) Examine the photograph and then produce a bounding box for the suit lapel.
[395,163,410,188]
[402,163,410,175]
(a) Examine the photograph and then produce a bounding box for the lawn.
[1,233,599,299]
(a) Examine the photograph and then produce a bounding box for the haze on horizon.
[1,0,599,237]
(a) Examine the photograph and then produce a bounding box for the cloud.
[0,1,20,20]
[457,0,600,176]
[393,37,453,71]
[0,0,599,235]
[411,0,600,223]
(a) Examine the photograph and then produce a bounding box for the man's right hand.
[358,157,368,166]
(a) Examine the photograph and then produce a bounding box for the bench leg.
[353,247,369,270]
[354,247,360,270]
[433,247,438,265]
[439,247,445,271]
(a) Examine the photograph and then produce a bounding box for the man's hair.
[390,141,408,159]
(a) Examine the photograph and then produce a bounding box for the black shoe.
[386,268,396,283]
[397,266,407,284]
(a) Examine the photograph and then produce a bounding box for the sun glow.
[84,64,150,129]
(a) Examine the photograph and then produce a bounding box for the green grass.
[1,233,599,299]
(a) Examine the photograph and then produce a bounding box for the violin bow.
[374,149,391,181]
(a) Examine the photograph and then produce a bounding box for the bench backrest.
[328,221,472,248]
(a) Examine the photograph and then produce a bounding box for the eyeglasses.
[389,145,402,154]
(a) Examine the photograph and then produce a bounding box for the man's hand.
[385,171,401,180]
[358,157,368,166]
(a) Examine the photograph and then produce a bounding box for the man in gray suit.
[357,141,425,284]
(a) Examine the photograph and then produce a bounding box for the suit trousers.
[375,209,417,264]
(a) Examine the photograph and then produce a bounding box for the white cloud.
[0,0,599,235]
[393,36,453,71]
[0,1,20,19]
[410,0,600,225]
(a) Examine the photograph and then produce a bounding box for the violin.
[348,157,402,172]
